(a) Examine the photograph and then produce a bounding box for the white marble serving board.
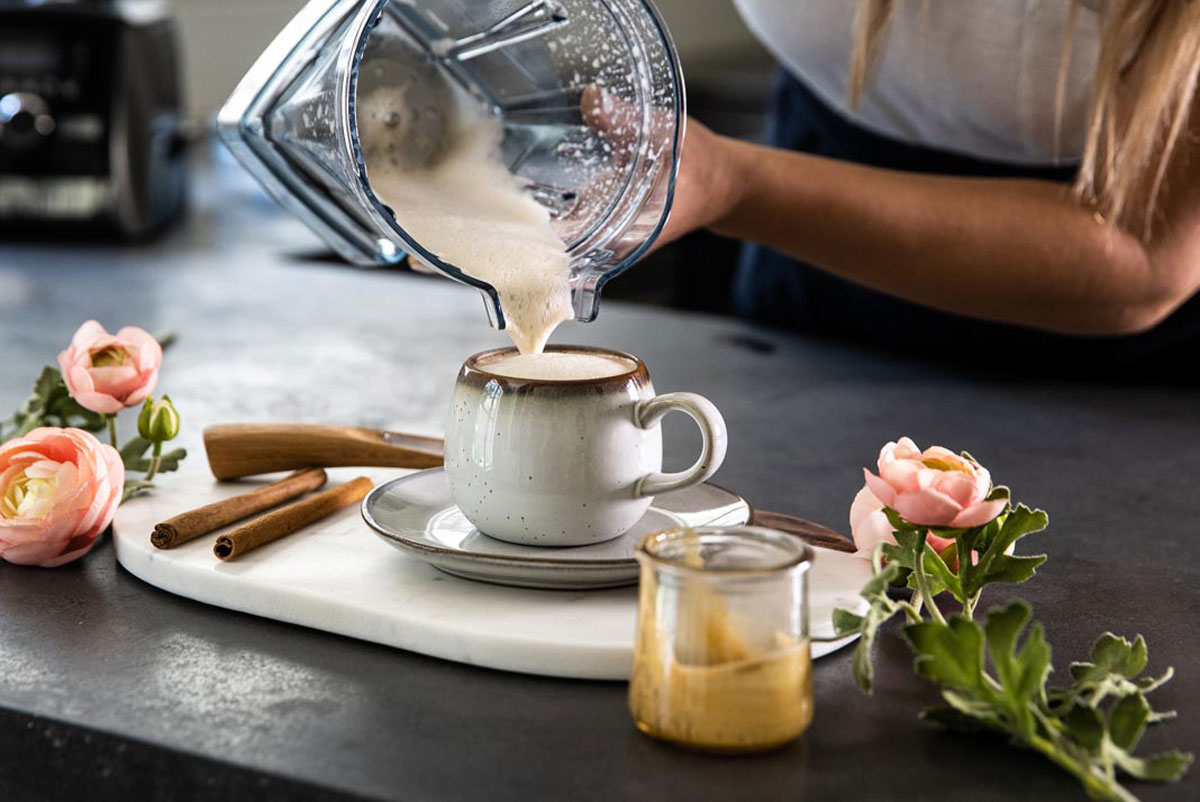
[112,467,871,681]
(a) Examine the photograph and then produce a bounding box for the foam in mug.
[481,351,637,381]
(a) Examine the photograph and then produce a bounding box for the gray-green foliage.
[118,436,187,502]
[2,341,187,504]
[833,501,1191,801]
[0,366,106,441]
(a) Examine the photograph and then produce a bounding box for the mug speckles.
[444,346,728,547]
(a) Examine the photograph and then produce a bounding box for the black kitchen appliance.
[0,0,187,239]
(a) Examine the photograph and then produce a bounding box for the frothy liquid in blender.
[360,84,573,355]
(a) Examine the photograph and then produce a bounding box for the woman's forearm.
[709,138,1180,335]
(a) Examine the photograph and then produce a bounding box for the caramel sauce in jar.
[629,527,815,752]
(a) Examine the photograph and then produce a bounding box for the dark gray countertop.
[1,158,1197,801]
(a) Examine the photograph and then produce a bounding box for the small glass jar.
[629,526,814,752]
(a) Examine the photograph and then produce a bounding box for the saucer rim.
[361,468,753,571]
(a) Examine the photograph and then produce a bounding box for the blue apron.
[734,71,1200,376]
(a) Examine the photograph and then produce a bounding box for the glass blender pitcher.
[219,0,684,331]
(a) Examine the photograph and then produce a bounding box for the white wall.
[174,0,765,117]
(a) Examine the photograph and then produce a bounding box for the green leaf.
[3,365,110,441]
[860,560,903,597]
[156,447,187,472]
[981,602,1051,737]
[883,529,923,575]
[850,635,875,694]
[997,504,1049,546]
[124,447,187,475]
[953,528,982,591]
[921,699,1001,733]
[9,412,44,439]
[981,553,1048,586]
[46,392,106,431]
[1109,693,1151,751]
[832,608,865,637]
[850,598,903,694]
[30,365,59,405]
[984,601,1030,659]
[879,542,905,566]
[883,506,919,532]
[940,689,1006,728]
[1138,667,1175,693]
[905,616,986,694]
[121,480,156,504]
[1071,634,1149,684]
[845,554,909,694]
[895,530,948,597]
[1147,709,1178,724]
[5,366,59,438]
[1113,750,1194,782]
[893,528,922,551]
[985,484,1011,503]
[922,543,963,601]
[971,515,1005,556]
[155,329,178,350]
[1104,634,1149,679]
[963,504,1049,598]
[1062,705,1105,753]
[905,564,949,598]
[120,436,152,462]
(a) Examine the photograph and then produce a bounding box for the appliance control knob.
[0,93,56,152]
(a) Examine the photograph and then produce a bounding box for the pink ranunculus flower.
[0,427,124,567]
[862,437,1008,530]
[57,320,162,415]
[849,484,956,558]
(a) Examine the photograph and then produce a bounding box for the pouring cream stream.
[360,83,573,355]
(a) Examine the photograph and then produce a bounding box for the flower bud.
[138,395,180,443]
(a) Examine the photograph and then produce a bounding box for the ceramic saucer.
[361,468,751,589]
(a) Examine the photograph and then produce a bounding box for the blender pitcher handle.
[634,393,728,498]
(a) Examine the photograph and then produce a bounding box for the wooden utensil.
[203,423,444,480]
[749,509,855,553]
[202,423,855,552]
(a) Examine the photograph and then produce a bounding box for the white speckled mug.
[445,346,728,547]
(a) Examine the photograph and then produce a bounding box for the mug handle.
[633,393,728,498]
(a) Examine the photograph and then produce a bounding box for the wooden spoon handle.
[203,423,444,480]
[751,509,856,553]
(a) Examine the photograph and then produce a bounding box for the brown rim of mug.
[461,345,650,388]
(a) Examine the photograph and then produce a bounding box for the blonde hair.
[849,0,1200,237]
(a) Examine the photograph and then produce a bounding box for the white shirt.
[732,0,1101,166]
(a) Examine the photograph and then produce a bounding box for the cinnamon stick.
[213,476,373,561]
[152,468,328,549]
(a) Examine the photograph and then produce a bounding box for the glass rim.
[636,526,814,577]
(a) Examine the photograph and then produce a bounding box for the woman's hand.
[653,118,744,251]
[580,87,743,252]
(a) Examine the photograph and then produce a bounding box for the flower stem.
[914,532,946,625]
[899,600,924,624]
[1027,733,1133,802]
[963,593,978,621]
[144,440,163,481]
[106,415,118,448]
